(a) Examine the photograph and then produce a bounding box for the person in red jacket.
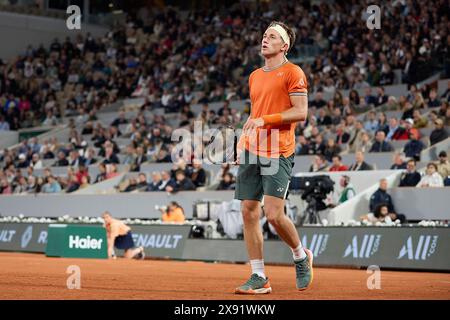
[329,155,349,171]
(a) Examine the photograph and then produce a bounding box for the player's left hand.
[243,117,264,135]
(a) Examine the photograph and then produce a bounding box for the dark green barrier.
[46,224,108,259]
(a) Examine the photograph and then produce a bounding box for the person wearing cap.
[17,153,29,168]
[403,130,425,161]
[435,151,450,180]
[404,118,420,140]
[430,118,448,146]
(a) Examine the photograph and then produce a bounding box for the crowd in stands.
[0,1,449,209]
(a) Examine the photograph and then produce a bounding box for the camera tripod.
[300,195,323,225]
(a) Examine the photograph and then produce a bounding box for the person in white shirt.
[416,163,444,188]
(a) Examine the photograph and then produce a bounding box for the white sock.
[291,243,307,261]
[250,259,266,279]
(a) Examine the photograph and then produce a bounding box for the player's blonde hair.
[267,21,296,53]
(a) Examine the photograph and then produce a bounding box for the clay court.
[0,252,449,300]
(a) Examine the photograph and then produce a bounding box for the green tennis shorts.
[234,149,295,201]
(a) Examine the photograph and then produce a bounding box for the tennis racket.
[204,125,238,165]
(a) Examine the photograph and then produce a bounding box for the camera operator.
[157,201,186,223]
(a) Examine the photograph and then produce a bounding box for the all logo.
[397,235,438,261]
[302,234,329,257]
[343,234,382,258]
[21,226,33,248]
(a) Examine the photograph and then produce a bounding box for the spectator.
[94,163,107,183]
[435,151,450,180]
[309,155,328,172]
[103,145,120,164]
[147,171,163,191]
[0,178,12,194]
[136,173,148,189]
[188,162,206,188]
[217,172,236,190]
[16,153,29,168]
[375,87,388,107]
[75,163,89,185]
[351,131,372,153]
[68,150,84,167]
[122,145,136,165]
[160,201,185,223]
[111,111,128,127]
[417,163,444,188]
[83,148,98,166]
[337,175,355,204]
[295,135,310,155]
[323,139,341,162]
[310,92,327,109]
[13,176,28,194]
[377,112,389,134]
[390,153,407,170]
[131,146,147,172]
[370,131,394,152]
[171,170,196,192]
[386,118,401,140]
[54,151,69,167]
[364,111,379,135]
[412,110,428,129]
[369,179,396,214]
[399,160,422,187]
[41,145,55,159]
[364,88,377,106]
[329,155,348,172]
[106,163,120,179]
[316,108,332,126]
[41,176,62,193]
[160,170,177,192]
[310,134,326,155]
[124,178,138,192]
[349,151,374,171]
[66,175,80,193]
[79,176,90,189]
[427,89,441,108]
[403,130,425,160]
[429,118,448,146]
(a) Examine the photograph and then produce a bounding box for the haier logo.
[21,226,33,248]
[302,234,329,257]
[344,234,382,258]
[69,235,103,250]
[397,235,438,261]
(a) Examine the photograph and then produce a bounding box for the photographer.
[157,201,186,223]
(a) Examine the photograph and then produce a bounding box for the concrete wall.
[390,187,450,220]
[0,11,107,60]
[0,130,19,149]
[0,190,235,218]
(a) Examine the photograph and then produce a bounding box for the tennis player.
[102,211,145,260]
[234,21,313,294]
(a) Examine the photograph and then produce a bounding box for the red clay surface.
[0,252,449,300]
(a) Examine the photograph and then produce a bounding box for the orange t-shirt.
[239,61,308,158]
[162,208,185,223]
